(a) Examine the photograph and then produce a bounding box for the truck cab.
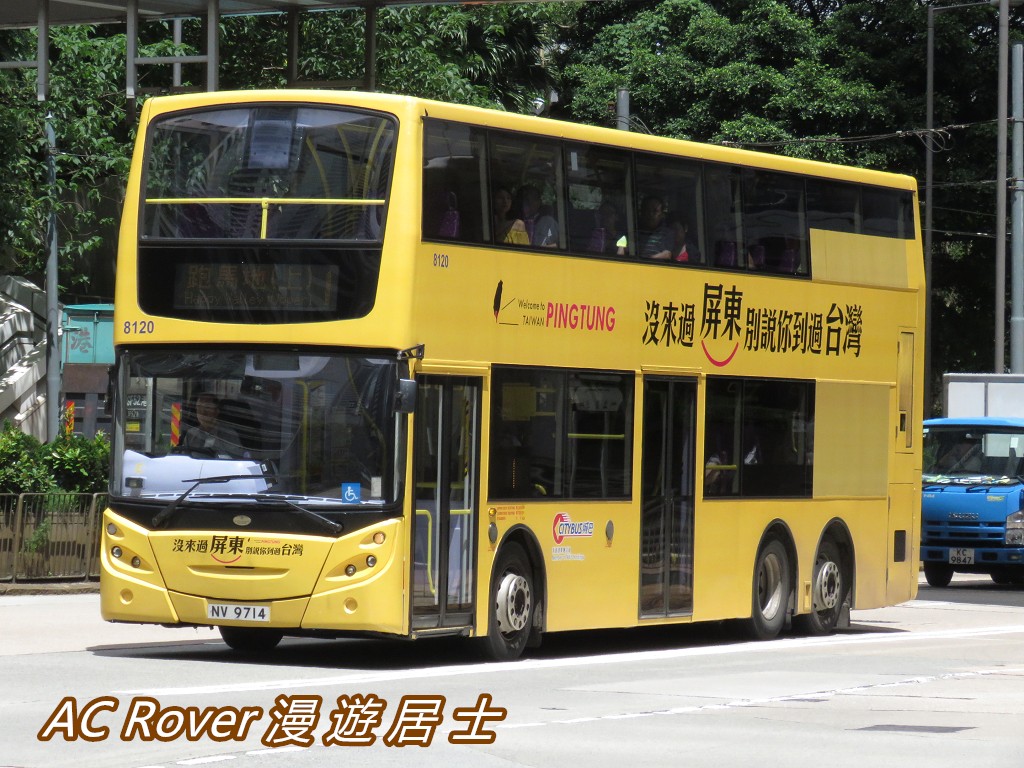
[921,417,1024,586]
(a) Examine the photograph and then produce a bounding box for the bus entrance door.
[411,377,480,632]
[640,378,697,618]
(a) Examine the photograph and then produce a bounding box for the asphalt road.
[2,574,1023,768]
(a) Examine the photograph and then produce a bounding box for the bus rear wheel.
[794,540,845,635]
[484,542,534,661]
[923,562,953,588]
[219,626,284,653]
[747,537,791,640]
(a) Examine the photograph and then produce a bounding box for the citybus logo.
[552,513,595,544]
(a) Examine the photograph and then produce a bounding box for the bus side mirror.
[395,379,417,414]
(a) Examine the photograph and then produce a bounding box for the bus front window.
[113,350,400,507]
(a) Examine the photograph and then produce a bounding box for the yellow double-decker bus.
[102,91,923,660]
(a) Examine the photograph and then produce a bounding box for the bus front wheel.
[484,542,534,661]
[794,540,845,635]
[219,626,284,653]
[747,538,791,640]
[923,562,953,588]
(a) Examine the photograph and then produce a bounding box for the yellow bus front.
[101,92,426,649]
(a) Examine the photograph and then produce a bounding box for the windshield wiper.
[256,495,343,535]
[151,474,269,529]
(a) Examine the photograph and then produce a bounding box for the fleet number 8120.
[123,320,155,334]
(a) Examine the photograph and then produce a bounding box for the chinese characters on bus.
[642,282,863,357]
[171,536,305,557]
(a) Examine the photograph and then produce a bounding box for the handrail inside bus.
[144,197,385,240]
[415,507,472,597]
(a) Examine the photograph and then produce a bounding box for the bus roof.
[139,89,918,192]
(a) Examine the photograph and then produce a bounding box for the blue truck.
[921,417,1024,586]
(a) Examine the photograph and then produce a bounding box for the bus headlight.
[1006,510,1024,546]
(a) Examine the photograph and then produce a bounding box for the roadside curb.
[0,581,100,596]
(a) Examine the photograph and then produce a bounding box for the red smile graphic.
[701,340,739,367]
[211,553,242,564]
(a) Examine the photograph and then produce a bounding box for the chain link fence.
[0,493,106,582]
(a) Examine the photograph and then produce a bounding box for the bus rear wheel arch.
[484,540,542,661]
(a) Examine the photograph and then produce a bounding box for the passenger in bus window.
[670,216,702,264]
[520,185,559,248]
[181,393,244,458]
[635,196,675,260]
[588,201,624,256]
[493,187,529,245]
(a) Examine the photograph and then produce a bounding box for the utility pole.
[1011,42,1024,371]
[996,0,1010,372]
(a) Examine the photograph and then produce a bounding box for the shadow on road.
[88,614,904,672]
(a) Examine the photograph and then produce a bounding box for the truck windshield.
[112,349,401,505]
[923,426,1024,479]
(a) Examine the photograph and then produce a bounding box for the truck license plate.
[207,603,270,622]
[948,548,975,565]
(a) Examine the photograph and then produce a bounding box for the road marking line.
[498,668,1016,731]
[177,757,236,765]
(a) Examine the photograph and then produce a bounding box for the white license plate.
[949,548,975,565]
[207,602,270,622]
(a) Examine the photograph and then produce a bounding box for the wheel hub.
[814,560,841,611]
[495,572,531,634]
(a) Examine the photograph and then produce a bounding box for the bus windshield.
[923,425,1024,481]
[113,350,401,506]
[142,105,395,242]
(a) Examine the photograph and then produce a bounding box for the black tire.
[794,540,846,636]
[991,569,1013,585]
[219,626,284,653]
[747,537,791,640]
[484,542,534,661]
[923,562,954,588]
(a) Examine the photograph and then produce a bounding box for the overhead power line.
[720,119,999,150]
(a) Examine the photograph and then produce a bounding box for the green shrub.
[0,419,110,495]
[0,421,55,494]
[43,430,111,494]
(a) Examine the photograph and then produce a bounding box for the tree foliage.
[0,26,132,299]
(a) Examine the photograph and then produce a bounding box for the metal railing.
[0,493,106,582]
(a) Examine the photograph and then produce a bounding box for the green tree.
[0,26,132,299]
[214,3,563,111]
[558,0,904,168]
